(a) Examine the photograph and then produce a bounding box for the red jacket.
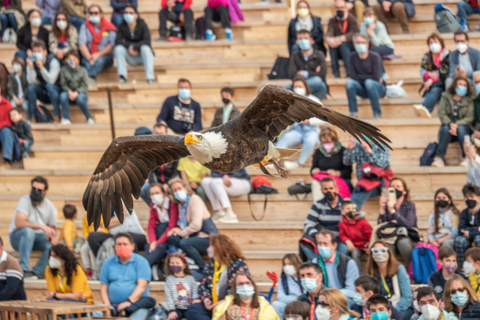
[147,199,179,244]
[161,0,192,11]
[338,215,373,250]
[468,0,479,9]
[0,97,12,129]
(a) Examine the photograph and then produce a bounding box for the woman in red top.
[0,90,14,169]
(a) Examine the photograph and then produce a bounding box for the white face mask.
[207,246,214,258]
[56,20,68,30]
[315,306,331,320]
[48,256,62,269]
[429,42,442,54]
[297,8,309,18]
[413,300,421,313]
[283,265,297,277]
[457,43,468,54]
[151,194,164,206]
[31,17,41,27]
[420,303,441,320]
[463,261,476,275]
[293,87,306,96]
[12,64,22,73]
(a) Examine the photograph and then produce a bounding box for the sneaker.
[225,28,233,40]
[218,212,239,223]
[206,29,215,41]
[381,73,390,80]
[402,30,410,35]
[60,118,71,125]
[413,104,431,118]
[460,19,470,32]
[431,157,445,168]
[22,152,29,159]
[211,211,225,222]
[373,113,381,120]
[87,118,95,125]
[185,35,193,41]
[152,264,160,281]
[118,76,127,84]
[349,112,358,119]
[283,161,299,170]
[476,23,480,32]
[460,158,468,167]
[156,36,168,42]
[85,268,93,279]
[87,77,96,86]
[24,271,38,280]
[147,79,155,84]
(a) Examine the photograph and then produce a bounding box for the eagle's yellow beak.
[184,133,200,145]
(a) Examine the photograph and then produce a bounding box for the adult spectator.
[60,0,87,31]
[8,58,28,117]
[428,247,463,300]
[271,254,304,319]
[366,240,413,320]
[326,0,359,78]
[78,5,116,84]
[454,184,480,266]
[297,262,325,320]
[46,244,93,303]
[457,0,480,33]
[100,233,155,320]
[444,275,480,320]
[378,177,417,266]
[16,10,49,61]
[331,0,368,25]
[373,0,415,34]
[343,136,391,210]
[114,5,155,84]
[185,234,250,320]
[212,273,278,320]
[9,176,57,279]
[156,79,202,134]
[431,75,474,168]
[59,50,94,125]
[427,188,459,250]
[211,87,240,128]
[288,30,327,100]
[159,0,194,41]
[316,288,360,320]
[0,0,22,39]
[0,89,15,169]
[311,126,353,202]
[26,40,61,122]
[0,236,26,301]
[204,0,232,41]
[346,33,385,119]
[447,31,480,88]
[201,168,250,223]
[416,286,457,320]
[111,0,137,27]
[287,0,326,56]
[360,8,394,60]
[35,0,60,25]
[465,123,480,167]
[49,12,78,61]
[414,32,450,119]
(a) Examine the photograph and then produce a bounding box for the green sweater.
[438,92,474,129]
[60,65,88,94]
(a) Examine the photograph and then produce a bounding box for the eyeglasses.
[318,302,330,308]
[450,288,466,295]
[371,247,388,254]
[89,11,100,15]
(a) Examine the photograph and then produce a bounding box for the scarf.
[318,141,342,157]
[85,17,117,54]
[212,260,225,303]
[295,15,313,31]
[177,195,190,229]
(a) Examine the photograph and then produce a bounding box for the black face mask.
[323,192,335,202]
[346,211,356,220]
[222,98,230,105]
[395,188,403,199]
[336,10,344,18]
[30,188,44,206]
[436,200,449,208]
[466,199,478,209]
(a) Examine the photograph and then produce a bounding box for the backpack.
[94,237,115,280]
[267,57,290,80]
[410,243,439,284]
[420,142,438,166]
[434,4,461,33]
[34,105,54,123]
[168,25,185,41]
[2,28,17,44]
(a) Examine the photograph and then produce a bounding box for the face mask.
[293,87,306,96]
[318,246,332,259]
[413,300,421,313]
[151,194,164,206]
[299,38,311,51]
[124,13,135,24]
[445,263,457,273]
[372,250,389,264]
[364,17,374,26]
[169,264,183,274]
[178,88,191,100]
[346,211,356,220]
[115,245,132,260]
[207,246,214,258]
[457,43,468,54]
[236,285,255,299]
[355,44,368,54]
[456,85,468,97]
[430,42,442,54]
[474,137,480,148]
[336,10,344,19]
[476,84,480,96]
[323,142,335,153]
[48,256,62,269]
[89,15,101,24]
[297,8,309,19]
[34,52,44,61]
[395,188,403,199]
[67,60,77,68]
[466,199,477,209]
[283,265,297,276]
[421,304,441,320]
[31,17,41,27]
[323,192,335,202]
[315,306,331,320]
[372,311,390,320]
[436,200,449,208]
[451,291,469,307]
[222,98,230,105]
[30,188,44,206]
[463,261,476,275]
[301,277,319,293]
[352,292,366,306]
[12,63,22,73]
[56,20,67,30]
[174,190,188,202]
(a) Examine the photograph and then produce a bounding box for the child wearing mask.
[284,301,310,320]
[463,247,480,295]
[9,108,33,158]
[366,294,394,320]
[7,58,29,117]
[427,188,459,249]
[455,183,480,267]
[428,247,464,300]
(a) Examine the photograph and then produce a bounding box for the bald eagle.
[83,85,391,229]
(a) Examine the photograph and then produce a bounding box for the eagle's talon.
[259,156,269,166]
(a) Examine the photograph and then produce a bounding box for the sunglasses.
[450,288,466,295]
[318,302,330,308]
[371,247,388,254]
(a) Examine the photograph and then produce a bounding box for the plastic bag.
[386,80,407,98]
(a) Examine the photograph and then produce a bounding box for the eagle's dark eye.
[197,135,203,141]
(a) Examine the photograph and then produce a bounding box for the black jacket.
[12,120,33,141]
[288,16,326,56]
[288,49,327,82]
[148,161,179,184]
[453,302,480,320]
[115,18,152,51]
[310,145,352,180]
[7,73,27,100]
[16,24,49,52]
[458,207,480,241]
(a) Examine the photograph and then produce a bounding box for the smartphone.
[29,56,36,62]
[381,188,388,199]
[387,187,397,203]
[465,135,471,147]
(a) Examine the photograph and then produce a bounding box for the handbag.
[247,182,278,221]
[287,179,312,200]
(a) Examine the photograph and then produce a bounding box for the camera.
[182,122,193,132]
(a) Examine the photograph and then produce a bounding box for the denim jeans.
[10,99,30,119]
[140,181,151,206]
[346,78,386,115]
[185,302,212,320]
[143,222,169,266]
[59,92,92,120]
[69,16,85,31]
[457,1,480,21]
[285,77,327,99]
[10,227,52,277]
[435,124,471,159]
[41,16,53,26]
[0,127,15,162]
[276,125,319,165]
[129,308,149,320]
[0,12,17,37]
[111,13,124,28]
[81,54,114,79]
[169,235,210,270]
[455,235,480,267]
[351,185,381,210]
[329,42,354,76]
[14,50,27,61]
[422,86,444,112]
[27,83,61,118]
[23,139,33,156]
[114,45,155,81]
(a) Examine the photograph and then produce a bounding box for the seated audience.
[177,156,209,201]
[78,5,116,83]
[210,87,240,128]
[298,262,325,319]
[414,32,450,119]
[455,184,480,266]
[111,0,137,27]
[444,274,480,320]
[0,91,15,169]
[165,253,199,320]
[463,247,480,293]
[447,31,480,88]
[330,0,367,25]
[284,301,310,320]
[159,0,194,41]
[428,247,463,300]
[60,0,87,31]
[58,204,81,252]
[288,30,327,100]
[288,0,326,56]
[212,273,279,320]
[9,108,33,158]
[8,58,29,117]
[114,5,155,84]
[49,12,78,61]
[100,232,155,320]
[0,0,22,41]
[416,286,457,320]
[366,294,396,320]
[457,0,480,32]
[60,50,94,125]
[185,234,250,320]
[271,254,304,319]
[26,40,61,122]
[431,75,474,168]
[427,187,459,249]
[373,0,415,34]
[346,33,385,119]
[156,78,202,134]
[326,0,359,78]
[465,123,480,167]
[311,126,353,202]
[46,244,93,303]
[0,236,26,301]
[204,0,232,41]
[202,168,250,223]
[366,240,413,320]
[35,0,60,25]
[16,9,49,61]
[9,176,57,279]
[315,288,360,320]
[339,200,372,271]
[360,8,394,59]
[343,136,391,210]
[81,213,108,279]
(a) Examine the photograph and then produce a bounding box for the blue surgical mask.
[317,246,332,259]
[355,44,368,54]
[372,311,390,320]
[298,38,311,51]
[456,85,468,97]
[352,292,366,306]
[123,13,135,24]
[301,277,319,293]
[34,52,44,61]
[236,285,255,299]
[364,17,374,26]
[178,88,191,100]
[89,16,101,24]
[451,291,469,307]
[174,190,188,202]
[475,83,480,95]
[67,60,77,68]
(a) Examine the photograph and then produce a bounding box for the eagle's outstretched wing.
[82,134,189,229]
[230,85,392,149]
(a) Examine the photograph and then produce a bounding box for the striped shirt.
[459,52,474,79]
[304,196,344,236]
[165,274,199,311]
[0,251,26,301]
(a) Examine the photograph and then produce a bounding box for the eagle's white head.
[184,132,228,164]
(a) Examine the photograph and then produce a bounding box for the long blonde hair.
[319,288,360,318]
[443,275,478,311]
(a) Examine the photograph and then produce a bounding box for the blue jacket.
[378,264,413,312]
[288,16,326,56]
[377,0,415,17]
[448,47,480,80]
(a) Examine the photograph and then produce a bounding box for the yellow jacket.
[468,272,480,294]
[212,295,279,320]
[82,215,108,239]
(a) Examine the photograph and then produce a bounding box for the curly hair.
[49,244,79,286]
[210,234,245,266]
